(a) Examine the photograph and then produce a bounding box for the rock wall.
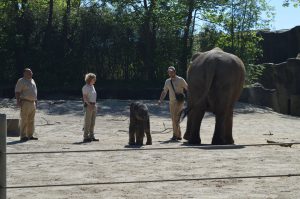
[241,58,300,116]
[258,26,300,64]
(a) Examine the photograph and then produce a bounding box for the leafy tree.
[283,0,300,7]
[198,0,274,84]
[0,0,278,95]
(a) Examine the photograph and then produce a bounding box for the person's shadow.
[7,140,26,145]
[72,141,91,145]
[159,138,181,144]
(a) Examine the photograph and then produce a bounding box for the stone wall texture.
[258,26,300,64]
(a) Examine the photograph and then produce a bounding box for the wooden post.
[0,114,7,199]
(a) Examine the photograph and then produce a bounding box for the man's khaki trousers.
[83,106,96,139]
[20,101,36,138]
[169,100,184,138]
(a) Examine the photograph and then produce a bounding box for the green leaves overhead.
[0,0,278,91]
[283,0,300,7]
[197,0,274,84]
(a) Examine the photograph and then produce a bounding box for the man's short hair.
[23,68,32,73]
[85,73,96,84]
[168,66,176,72]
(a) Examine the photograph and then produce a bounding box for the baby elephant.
[129,102,152,145]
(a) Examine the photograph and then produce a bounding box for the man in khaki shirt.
[15,68,38,142]
[158,66,188,140]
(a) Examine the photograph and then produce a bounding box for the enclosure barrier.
[5,142,300,155]
[4,174,300,189]
[0,114,7,199]
[2,117,300,199]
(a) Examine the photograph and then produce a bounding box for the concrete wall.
[241,58,300,117]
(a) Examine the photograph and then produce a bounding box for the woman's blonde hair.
[85,73,96,84]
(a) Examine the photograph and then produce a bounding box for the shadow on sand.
[7,140,27,145]
[181,142,245,150]
[124,144,143,149]
[158,139,182,144]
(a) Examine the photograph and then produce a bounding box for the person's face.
[168,70,176,78]
[24,70,33,80]
[90,78,96,85]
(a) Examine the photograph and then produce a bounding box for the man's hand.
[158,100,162,106]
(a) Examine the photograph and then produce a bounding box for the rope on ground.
[4,173,300,189]
[150,122,172,134]
[36,117,61,126]
[3,142,300,155]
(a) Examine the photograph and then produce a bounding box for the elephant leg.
[224,109,234,144]
[145,119,152,145]
[212,104,235,145]
[212,111,227,145]
[188,109,205,145]
[135,124,144,145]
[129,118,136,145]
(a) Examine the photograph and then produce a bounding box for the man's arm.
[15,79,23,107]
[183,78,188,91]
[15,92,21,107]
[158,90,167,105]
[158,80,169,105]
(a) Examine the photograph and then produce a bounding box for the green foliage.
[283,0,300,7]
[245,64,265,85]
[197,0,273,85]
[0,0,276,93]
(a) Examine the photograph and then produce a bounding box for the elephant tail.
[179,106,191,123]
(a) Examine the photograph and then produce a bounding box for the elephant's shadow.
[124,144,143,149]
[181,142,245,150]
[159,139,182,144]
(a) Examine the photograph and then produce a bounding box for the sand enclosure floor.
[1,98,300,198]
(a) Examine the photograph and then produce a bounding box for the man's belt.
[21,99,36,103]
[84,102,96,107]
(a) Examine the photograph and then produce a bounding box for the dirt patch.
[2,98,300,198]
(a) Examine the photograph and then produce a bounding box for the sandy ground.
[1,98,300,199]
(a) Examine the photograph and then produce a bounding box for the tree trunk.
[62,0,71,51]
[179,0,195,76]
[15,0,31,76]
[188,9,197,56]
[11,0,23,76]
[43,0,53,49]
[141,0,156,80]
[230,1,235,53]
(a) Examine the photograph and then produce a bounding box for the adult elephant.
[183,47,245,145]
